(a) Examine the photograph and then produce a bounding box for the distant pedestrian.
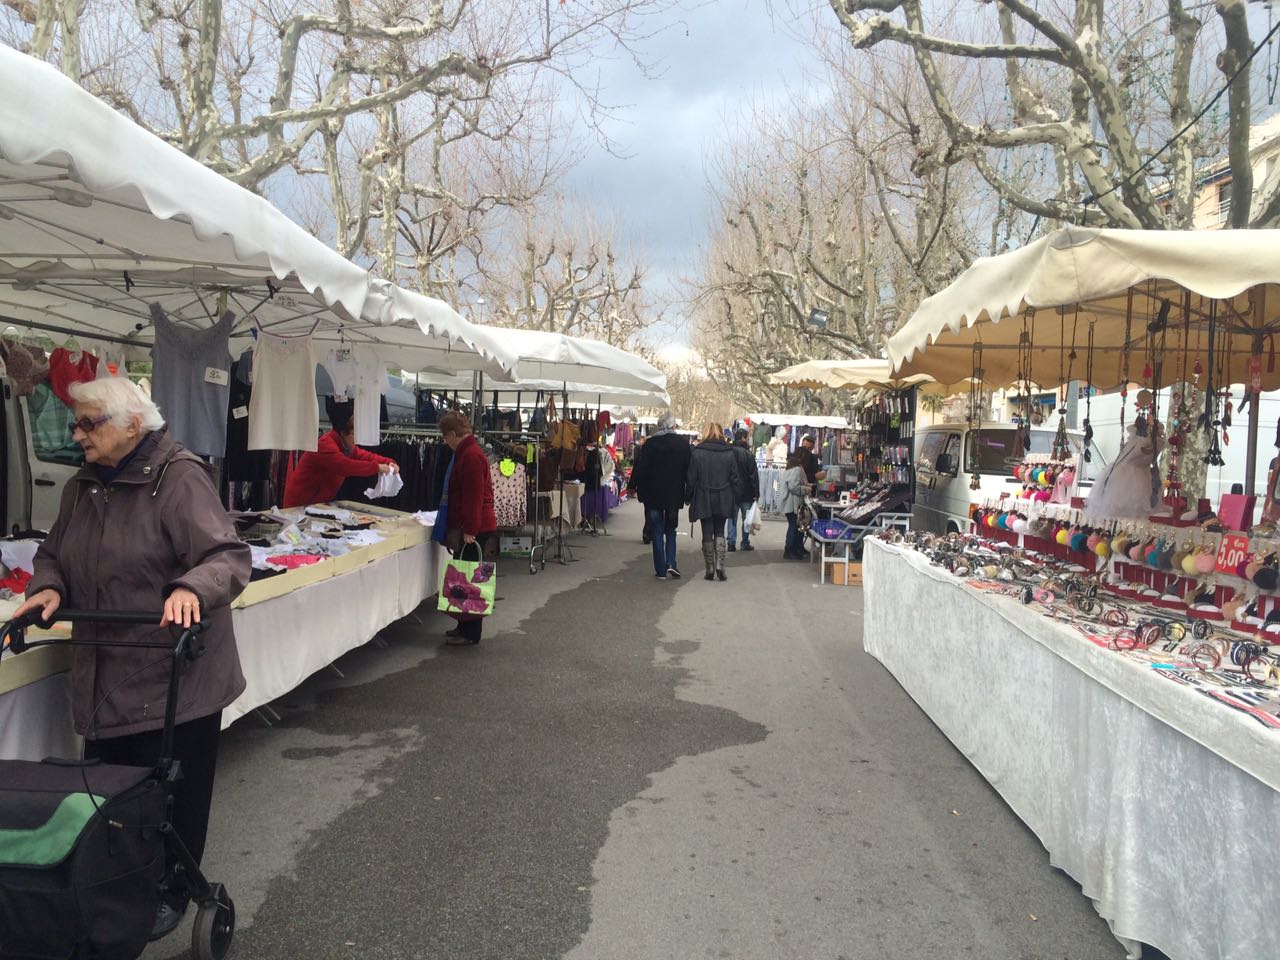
[779,450,811,560]
[726,427,760,552]
[686,422,744,582]
[631,413,691,580]
[798,433,825,485]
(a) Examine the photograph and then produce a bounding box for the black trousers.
[85,710,223,904]
[700,515,727,543]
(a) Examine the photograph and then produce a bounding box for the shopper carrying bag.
[437,410,498,646]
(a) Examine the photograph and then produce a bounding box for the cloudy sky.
[559,1,822,355]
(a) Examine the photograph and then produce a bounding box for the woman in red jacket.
[438,410,497,646]
[282,415,398,508]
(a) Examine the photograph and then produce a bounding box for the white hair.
[68,378,166,432]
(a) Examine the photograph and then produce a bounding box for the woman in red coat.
[438,410,497,646]
[282,415,398,508]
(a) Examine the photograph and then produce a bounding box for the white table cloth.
[0,541,443,755]
[863,537,1280,960]
[223,541,440,725]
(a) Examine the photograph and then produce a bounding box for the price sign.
[1216,533,1251,576]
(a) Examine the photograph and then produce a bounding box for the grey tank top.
[149,304,235,458]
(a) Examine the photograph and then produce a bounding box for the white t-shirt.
[248,332,318,451]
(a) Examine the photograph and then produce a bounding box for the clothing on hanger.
[149,304,235,457]
[47,346,98,406]
[0,338,49,397]
[248,331,319,452]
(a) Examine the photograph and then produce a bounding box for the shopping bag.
[746,501,762,534]
[438,542,496,617]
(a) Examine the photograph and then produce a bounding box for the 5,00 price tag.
[1215,533,1251,576]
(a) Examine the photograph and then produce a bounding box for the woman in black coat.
[686,423,744,582]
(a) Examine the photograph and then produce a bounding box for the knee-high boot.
[702,542,716,581]
[714,537,728,581]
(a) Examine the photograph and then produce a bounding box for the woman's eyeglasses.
[71,414,111,435]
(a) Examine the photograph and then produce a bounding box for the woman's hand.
[463,533,477,545]
[161,588,202,629]
[378,462,397,475]
[13,589,60,625]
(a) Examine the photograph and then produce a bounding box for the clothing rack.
[481,428,552,574]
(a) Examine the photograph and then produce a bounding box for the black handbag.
[0,759,165,960]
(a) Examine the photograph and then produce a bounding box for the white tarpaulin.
[743,412,849,428]
[889,227,1280,390]
[454,328,668,395]
[0,46,516,379]
[416,371,670,408]
[767,358,891,389]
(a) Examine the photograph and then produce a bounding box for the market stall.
[864,534,1280,960]
[0,502,444,759]
[0,47,523,760]
[868,226,1280,960]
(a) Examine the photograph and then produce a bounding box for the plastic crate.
[812,519,851,541]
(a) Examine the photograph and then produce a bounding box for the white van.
[0,378,85,533]
[913,422,1105,534]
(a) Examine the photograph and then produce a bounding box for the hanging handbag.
[438,541,496,618]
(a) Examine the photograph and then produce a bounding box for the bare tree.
[824,0,1279,228]
[2,0,675,285]
[477,208,657,348]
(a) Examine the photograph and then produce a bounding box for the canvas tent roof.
[0,45,516,379]
[888,227,1280,391]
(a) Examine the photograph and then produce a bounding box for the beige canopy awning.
[888,227,1280,392]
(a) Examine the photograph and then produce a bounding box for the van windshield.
[965,429,1104,476]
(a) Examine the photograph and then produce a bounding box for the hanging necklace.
[1083,321,1096,463]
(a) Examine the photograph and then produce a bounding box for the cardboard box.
[830,562,863,586]
[500,535,533,556]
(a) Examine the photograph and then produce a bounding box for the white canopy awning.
[767,358,890,389]
[0,46,516,379]
[744,413,850,429]
[409,365,670,407]
[457,327,668,394]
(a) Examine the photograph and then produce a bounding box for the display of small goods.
[877,527,1280,730]
[850,389,915,484]
[1011,455,1077,505]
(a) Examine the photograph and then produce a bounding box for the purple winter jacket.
[28,428,251,738]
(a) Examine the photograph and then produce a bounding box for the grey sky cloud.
[561,1,816,340]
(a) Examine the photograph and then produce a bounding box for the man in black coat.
[630,413,693,579]
[726,428,761,551]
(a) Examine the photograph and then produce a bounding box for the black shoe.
[655,573,668,580]
[642,537,651,545]
[727,542,736,552]
[444,627,463,639]
[716,569,727,581]
[149,902,187,942]
[740,542,754,551]
[667,568,682,579]
[444,634,479,646]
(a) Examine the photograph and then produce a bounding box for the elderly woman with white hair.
[14,376,251,940]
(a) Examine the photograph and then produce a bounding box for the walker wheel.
[192,886,235,960]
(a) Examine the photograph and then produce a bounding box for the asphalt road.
[150,503,1127,960]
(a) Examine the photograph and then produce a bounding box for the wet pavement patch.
[225,554,767,960]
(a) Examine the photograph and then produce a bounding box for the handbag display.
[438,541,496,618]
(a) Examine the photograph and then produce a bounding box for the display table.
[863,538,1280,960]
[0,506,444,759]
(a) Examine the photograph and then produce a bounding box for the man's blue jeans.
[725,501,754,545]
[649,507,679,575]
